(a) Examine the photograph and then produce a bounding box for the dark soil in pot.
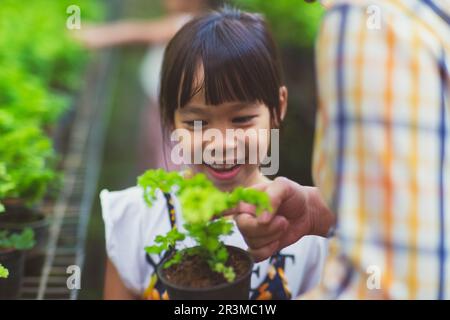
[0,248,25,299]
[157,246,253,300]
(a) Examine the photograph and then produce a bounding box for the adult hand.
[234,177,335,262]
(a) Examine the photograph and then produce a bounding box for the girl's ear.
[279,86,288,121]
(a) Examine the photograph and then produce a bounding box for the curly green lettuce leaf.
[228,187,273,215]
[138,169,184,206]
[179,187,229,224]
[145,227,185,256]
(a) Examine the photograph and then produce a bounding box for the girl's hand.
[234,177,335,262]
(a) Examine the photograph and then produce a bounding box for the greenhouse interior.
[1,0,449,303]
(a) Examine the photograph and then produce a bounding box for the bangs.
[160,7,283,128]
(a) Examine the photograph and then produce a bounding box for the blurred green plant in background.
[0,264,8,278]
[0,228,36,251]
[0,163,14,213]
[0,125,59,205]
[0,0,103,90]
[0,0,104,280]
[0,0,104,211]
[232,0,324,49]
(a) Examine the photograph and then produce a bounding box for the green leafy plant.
[0,0,104,131]
[0,264,8,278]
[0,0,103,280]
[0,228,36,251]
[0,66,68,128]
[0,125,59,206]
[139,169,272,282]
[0,163,15,213]
[0,0,104,208]
[0,228,35,279]
[233,0,324,49]
[0,0,104,91]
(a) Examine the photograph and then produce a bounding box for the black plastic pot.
[0,204,50,274]
[157,246,253,300]
[0,249,25,299]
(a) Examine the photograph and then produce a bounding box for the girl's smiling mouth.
[204,163,242,181]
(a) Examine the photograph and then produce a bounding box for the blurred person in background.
[235,0,450,299]
[76,0,221,171]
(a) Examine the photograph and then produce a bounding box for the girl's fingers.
[249,240,279,263]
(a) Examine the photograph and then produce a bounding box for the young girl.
[100,7,327,300]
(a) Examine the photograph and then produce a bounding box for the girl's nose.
[202,128,239,163]
[223,129,239,152]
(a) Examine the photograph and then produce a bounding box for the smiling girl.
[100,7,327,300]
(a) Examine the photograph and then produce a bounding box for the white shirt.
[101,186,328,299]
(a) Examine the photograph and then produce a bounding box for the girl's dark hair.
[159,6,284,131]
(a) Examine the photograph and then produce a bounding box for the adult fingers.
[248,241,280,262]
[244,227,287,251]
[224,202,258,217]
[235,214,288,238]
[257,177,292,224]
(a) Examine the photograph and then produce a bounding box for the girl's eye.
[183,120,208,127]
[232,115,257,124]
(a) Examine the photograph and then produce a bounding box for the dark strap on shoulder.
[146,192,177,268]
[163,192,176,228]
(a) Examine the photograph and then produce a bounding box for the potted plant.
[0,124,58,270]
[138,169,272,300]
[0,228,35,299]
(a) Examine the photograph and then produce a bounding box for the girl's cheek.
[173,132,197,165]
[243,129,270,165]
[257,136,270,164]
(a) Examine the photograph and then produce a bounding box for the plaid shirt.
[311,0,450,299]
